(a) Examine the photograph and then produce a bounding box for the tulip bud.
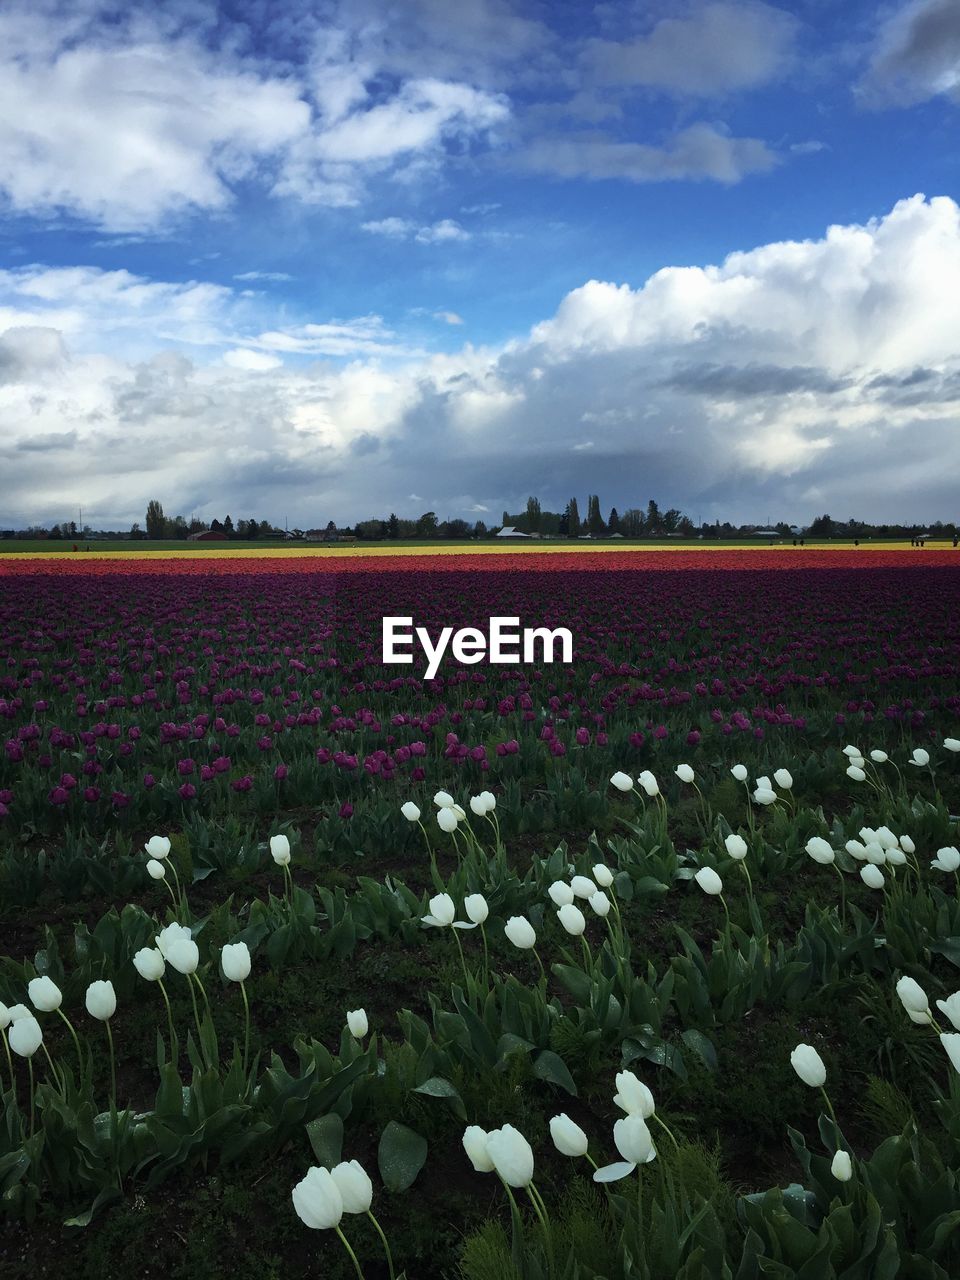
[805,837,835,865]
[479,790,496,811]
[589,890,611,917]
[330,1160,373,1214]
[896,976,929,1017]
[790,1043,826,1087]
[860,864,885,889]
[549,1114,589,1157]
[145,835,171,860]
[156,922,192,957]
[292,1166,344,1229]
[591,863,614,888]
[270,834,291,865]
[147,859,166,880]
[504,916,536,949]
[944,738,960,753]
[614,1115,655,1165]
[831,1149,853,1182]
[9,1014,43,1057]
[870,749,888,762]
[863,842,886,865]
[846,765,866,781]
[909,748,930,766]
[724,834,748,860]
[899,834,915,854]
[400,801,421,822]
[875,827,898,850]
[731,764,748,781]
[469,795,487,816]
[675,764,694,784]
[462,1125,495,1172]
[133,947,166,982]
[613,1070,655,1118]
[346,1008,368,1038]
[941,1033,960,1073]
[885,848,906,866]
[166,938,200,976]
[433,790,455,808]
[28,976,63,1012]
[842,744,861,758]
[0,1003,10,1030]
[753,787,777,805]
[452,804,466,821]
[221,942,251,983]
[486,1125,535,1187]
[637,771,659,797]
[694,867,723,896]
[935,993,960,1031]
[557,903,586,936]
[571,875,596,899]
[845,840,867,859]
[85,979,116,1021]
[7,1004,30,1022]
[548,881,575,907]
[464,894,489,924]
[773,768,793,789]
[610,771,633,792]
[437,807,459,833]
[423,893,456,927]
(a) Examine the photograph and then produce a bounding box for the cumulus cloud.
[4,196,960,528]
[859,0,960,106]
[362,217,471,243]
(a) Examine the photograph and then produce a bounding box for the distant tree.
[387,513,400,540]
[246,517,260,540]
[473,519,488,538]
[678,516,695,536]
[172,514,189,540]
[441,518,471,538]
[525,496,541,533]
[129,521,146,540]
[808,513,835,536]
[608,507,621,535]
[145,500,166,540]
[355,519,386,540]
[49,524,63,539]
[210,517,224,532]
[223,515,234,537]
[567,498,581,538]
[189,517,205,534]
[416,511,439,537]
[645,499,661,535]
[502,510,510,529]
[587,494,604,536]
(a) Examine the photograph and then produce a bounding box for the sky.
[1,0,959,531]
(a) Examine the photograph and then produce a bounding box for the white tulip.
[845,840,867,860]
[753,787,777,805]
[831,1149,853,1182]
[292,1166,343,1230]
[805,837,835,865]
[437,807,459,833]
[423,893,456,927]
[504,916,536,949]
[755,776,772,790]
[614,1115,656,1165]
[885,848,906,867]
[571,875,597,899]
[908,748,930,767]
[592,863,614,888]
[221,942,251,982]
[7,1004,30,1022]
[147,859,166,880]
[464,894,489,924]
[452,804,467,821]
[85,979,116,1021]
[773,768,793,789]
[346,1008,368,1038]
[941,1033,960,1073]
[675,764,694,784]
[613,1070,655,1118]
[863,842,886,865]
[156,922,192,958]
[548,881,575,907]
[469,795,487,816]
[899,835,915,854]
[610,771,634,792]
[790,1043,826,1087]
[936,993,960,1031]
[557,904,586,936]
[932,846,960,872]
[330,1160,373,1214]
[724,834,748,860]
[730,764,748,782]
[486,1125,535,1187]
[400,801,421,822]
[842,745,862,758]
[270,834,291,866]
[860,864,885,889]
[133,947,166,982]
[694,867,723,896]
[589,890,611,917]
[846,765,866,782]
[8,1015,43,1057]
[28,976,62,1012]
[549,1113,589,1157]
[166,938,200,976]
[462,1125,495,1173]
[870,749,888,762]
[944,738,960,753]
[875,826,898,850]
[433,790,455,808]
[896,976,930,1016]
[145,835,171,860]
[479,790,496,811]
[637,771,659,797]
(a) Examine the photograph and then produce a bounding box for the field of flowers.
[1,550,960,1278]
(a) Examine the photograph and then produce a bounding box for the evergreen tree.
[608,507,620,535]
[145,499,165,540]
[567,498,581,538]
[525,495,541,533]
[387,513,400,539]
[587,494,604,536]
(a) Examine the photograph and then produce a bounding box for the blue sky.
[1,0,959,529]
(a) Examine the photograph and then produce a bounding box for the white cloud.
[434,311,465,325]
[233,271,295,283]
[859,0,960,106]
[362,216,472,243]
[5,196,960,527]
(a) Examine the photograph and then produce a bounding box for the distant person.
[792,538,797,547]
[953,536,958,548]
[72,543,78,552]
[854,539,859,546]
[800,538,805,547]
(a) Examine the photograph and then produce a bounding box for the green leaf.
[378,1121,428,1193]
[681,1028,718,1072]
[305,1113,343,1170]
[532,1050,578,1095]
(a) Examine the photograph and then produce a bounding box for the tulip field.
[1,547,960,1278]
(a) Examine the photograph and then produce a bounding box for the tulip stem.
[161,876,178,910]
[186,972,204,1052]
[719,893,731,935]
[451,926,471,994]
[526,1183,556,1279]
[820,1087,839,1141]
[57,1008,85,1081]
[282,862,294,904]
[652,1113,681,1154]
[533,947,548,986]
[579,934,593,975]
[1,1029,15,1097]
[167,859,186,916]
[366,1209,395,1280]
[157,979,178,1062]
[105,1019,117,1106]
[28,1058,35,1138]
[480,923,490,989]
[239,980,251,1076]
[334,1225,366,1280]
[194,971,212,1018]
[833,865,847,925]
[41,1040,64,1094]
[739,861,754,901]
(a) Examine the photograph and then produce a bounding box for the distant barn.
[187,530,227,541]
